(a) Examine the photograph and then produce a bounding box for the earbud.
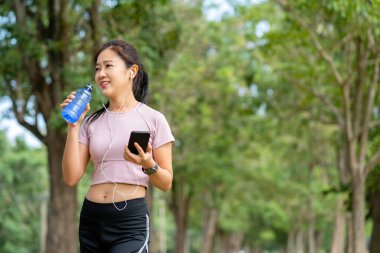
[130,71,134,78]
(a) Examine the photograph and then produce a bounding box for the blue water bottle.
[61,83,93,124]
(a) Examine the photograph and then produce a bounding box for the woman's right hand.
[60,91,90,126]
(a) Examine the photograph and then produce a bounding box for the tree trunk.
[370,184,380,253]
[146,186,159,253]
[88,0,102,56]
[200,208,218,253]
[314,231,322,253]
[45,128,78,253]
[287,229,295,253]
[294,228,305,253]
[347,212,354,253]
[307,221,316,253]
[149,195,167,253]
[173,202,189,253]
[40,192,48,253]
[226,232,243,253]
[158,198,167,253]
[219,231,228,253]
[170,176,191,253]
[251,246,262,253]
[307,188,316,253]
[352,170,368,253]
[330,196,346,253]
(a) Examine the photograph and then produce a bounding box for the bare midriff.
[86,183,146,203]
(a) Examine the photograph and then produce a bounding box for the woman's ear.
[131,64,139,75]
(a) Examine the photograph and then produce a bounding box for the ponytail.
[133,65,149,104]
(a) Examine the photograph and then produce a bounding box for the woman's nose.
[96,68,106,79]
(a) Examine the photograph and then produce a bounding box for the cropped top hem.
[90,180,148,188]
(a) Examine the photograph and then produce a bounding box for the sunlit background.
[1,0,380,253]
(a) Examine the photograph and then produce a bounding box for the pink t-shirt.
[79,103,175,188]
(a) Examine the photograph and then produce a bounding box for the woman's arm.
[124,142,173,191]
[148,142,173,191]
[62,125,90,186]
[60,92,91,186]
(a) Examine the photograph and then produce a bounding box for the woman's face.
[95,48,131,98]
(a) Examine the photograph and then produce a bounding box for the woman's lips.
[100,81,110,89]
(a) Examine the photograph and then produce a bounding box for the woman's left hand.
[124,142,155,168]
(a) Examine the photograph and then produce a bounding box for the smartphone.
[127,131,151,155]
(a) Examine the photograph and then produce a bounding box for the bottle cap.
[85,83,93,92]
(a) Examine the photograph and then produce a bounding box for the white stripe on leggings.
[138,214,150,253]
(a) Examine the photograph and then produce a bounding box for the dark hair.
[87,40,149,123]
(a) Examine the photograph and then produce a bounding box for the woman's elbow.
[63,177,79,187]
[154,179,172,191]
[160,182,172,191]
[62,164,83,186]
[62,170,80,186]
[164,184,172,191]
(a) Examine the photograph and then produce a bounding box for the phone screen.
[127,131,150,155]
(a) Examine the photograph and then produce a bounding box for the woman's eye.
[106,64,112,68]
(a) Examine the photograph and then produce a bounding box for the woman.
[61,39,175,253]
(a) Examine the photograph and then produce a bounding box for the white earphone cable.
[99,93,141,211]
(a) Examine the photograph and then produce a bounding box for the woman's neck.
[108,94,139,112]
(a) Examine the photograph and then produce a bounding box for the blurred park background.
[2,0,380,253]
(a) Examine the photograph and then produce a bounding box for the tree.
[0,1,99,251]
[0,132,47,253]
[0,1,180,252]
[244,1,380,252]
[159,4,260,251]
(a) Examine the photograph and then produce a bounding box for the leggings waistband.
[81,197,148,221]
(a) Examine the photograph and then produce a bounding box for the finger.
[123,151,132,161]
[61,91,76,109]
[134,142,145,155]
[67,93,76,100]
[146,143,152,153]
[63,99,72,105]
[78,104,91,124]
[124,145,139,161]
[60,98,73,107]
[82,103,90,115]
[59,103,67,109]
[123,147,132,161]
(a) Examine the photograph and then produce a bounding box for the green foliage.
[0,132,47,252]
[3,0,380,252]
[234,0,380,250]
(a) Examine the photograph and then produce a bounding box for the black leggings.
[79,197,150,253]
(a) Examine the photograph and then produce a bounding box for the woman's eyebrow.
[96,60,113,66]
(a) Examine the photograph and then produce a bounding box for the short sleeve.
[79,118,90,146]
[152,112,175,149]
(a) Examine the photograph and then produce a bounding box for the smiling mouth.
[100,81,110,89]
